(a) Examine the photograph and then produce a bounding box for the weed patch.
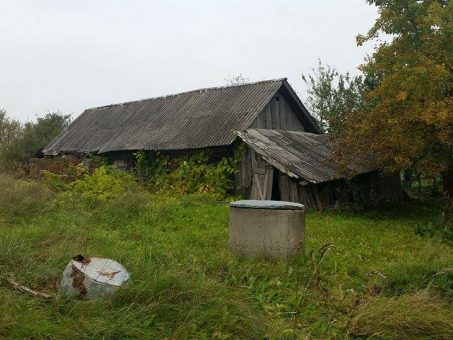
[0,175,54,224]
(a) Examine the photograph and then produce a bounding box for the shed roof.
[237,129,375,184]
[43,78,319,155]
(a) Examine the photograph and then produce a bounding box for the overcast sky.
[0,0,378,121]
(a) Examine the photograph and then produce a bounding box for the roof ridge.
[249,128,323,137]
[86,78,287,110]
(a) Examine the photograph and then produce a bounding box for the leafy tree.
[333,0,453,197]
[0,110,22,166]
[302,61,365,132]
[0,110,21,149]
[18,112,72,160]
[0,111,71,167]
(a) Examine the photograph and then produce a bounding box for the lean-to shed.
[237,129,405,209]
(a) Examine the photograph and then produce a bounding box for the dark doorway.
[271,171,280,200]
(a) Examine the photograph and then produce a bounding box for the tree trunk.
[442,168,453,200]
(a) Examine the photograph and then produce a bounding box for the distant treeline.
[0,110,71,170]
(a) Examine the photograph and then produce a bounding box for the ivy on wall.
[134,150,239,199]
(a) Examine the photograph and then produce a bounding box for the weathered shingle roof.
[44,78,318,155]
[237,129,375,184]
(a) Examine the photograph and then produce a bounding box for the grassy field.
[0,172,452,339]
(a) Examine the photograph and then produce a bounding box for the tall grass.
[0,175,54,224]
[349,290,453,338]
[0,172,452,338]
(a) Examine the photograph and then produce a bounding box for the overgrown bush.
[0,110,22,165]
[41,170,70,191]
[135,150,238,199]
[135,150,169,181]
[40,156,106,192]
[66,165,140,206]
[29,154,104,180]
[42,163,142,205]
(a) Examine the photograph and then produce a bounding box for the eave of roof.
[237,129,376,184]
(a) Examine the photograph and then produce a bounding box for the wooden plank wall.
[236,147,253,196]
[107,151,136,169]
[249,151,274,200]
[277,170,405,210]
[250,93,306,131]
[350,171,405,206]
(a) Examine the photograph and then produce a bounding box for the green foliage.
[67,165,139,206]
[41,170,70,191]
[135,150,238,199]
[0,111,71,169]
[19,112,71,161]
[302,60,365,132]
[31,154,105,180]
[0,110,22,172]
[0,109,21,151]
[40,159,106,192]
[170,152,237,198]
[333,0,453,195]
[134,150,169,181]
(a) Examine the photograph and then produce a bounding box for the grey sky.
[0,0,377,121]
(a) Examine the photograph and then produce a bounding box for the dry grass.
[349,290,453,339]
[0,175,54,224]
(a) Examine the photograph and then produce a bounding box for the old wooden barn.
[44,78,404,209]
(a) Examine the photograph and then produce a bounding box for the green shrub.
[135,151,238,199]
[170,153,237,198]
[40,161,96,192]
[67,165,139,206]
[41,170,69,191]
[29,156,79,180]
[134,150,169,181]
